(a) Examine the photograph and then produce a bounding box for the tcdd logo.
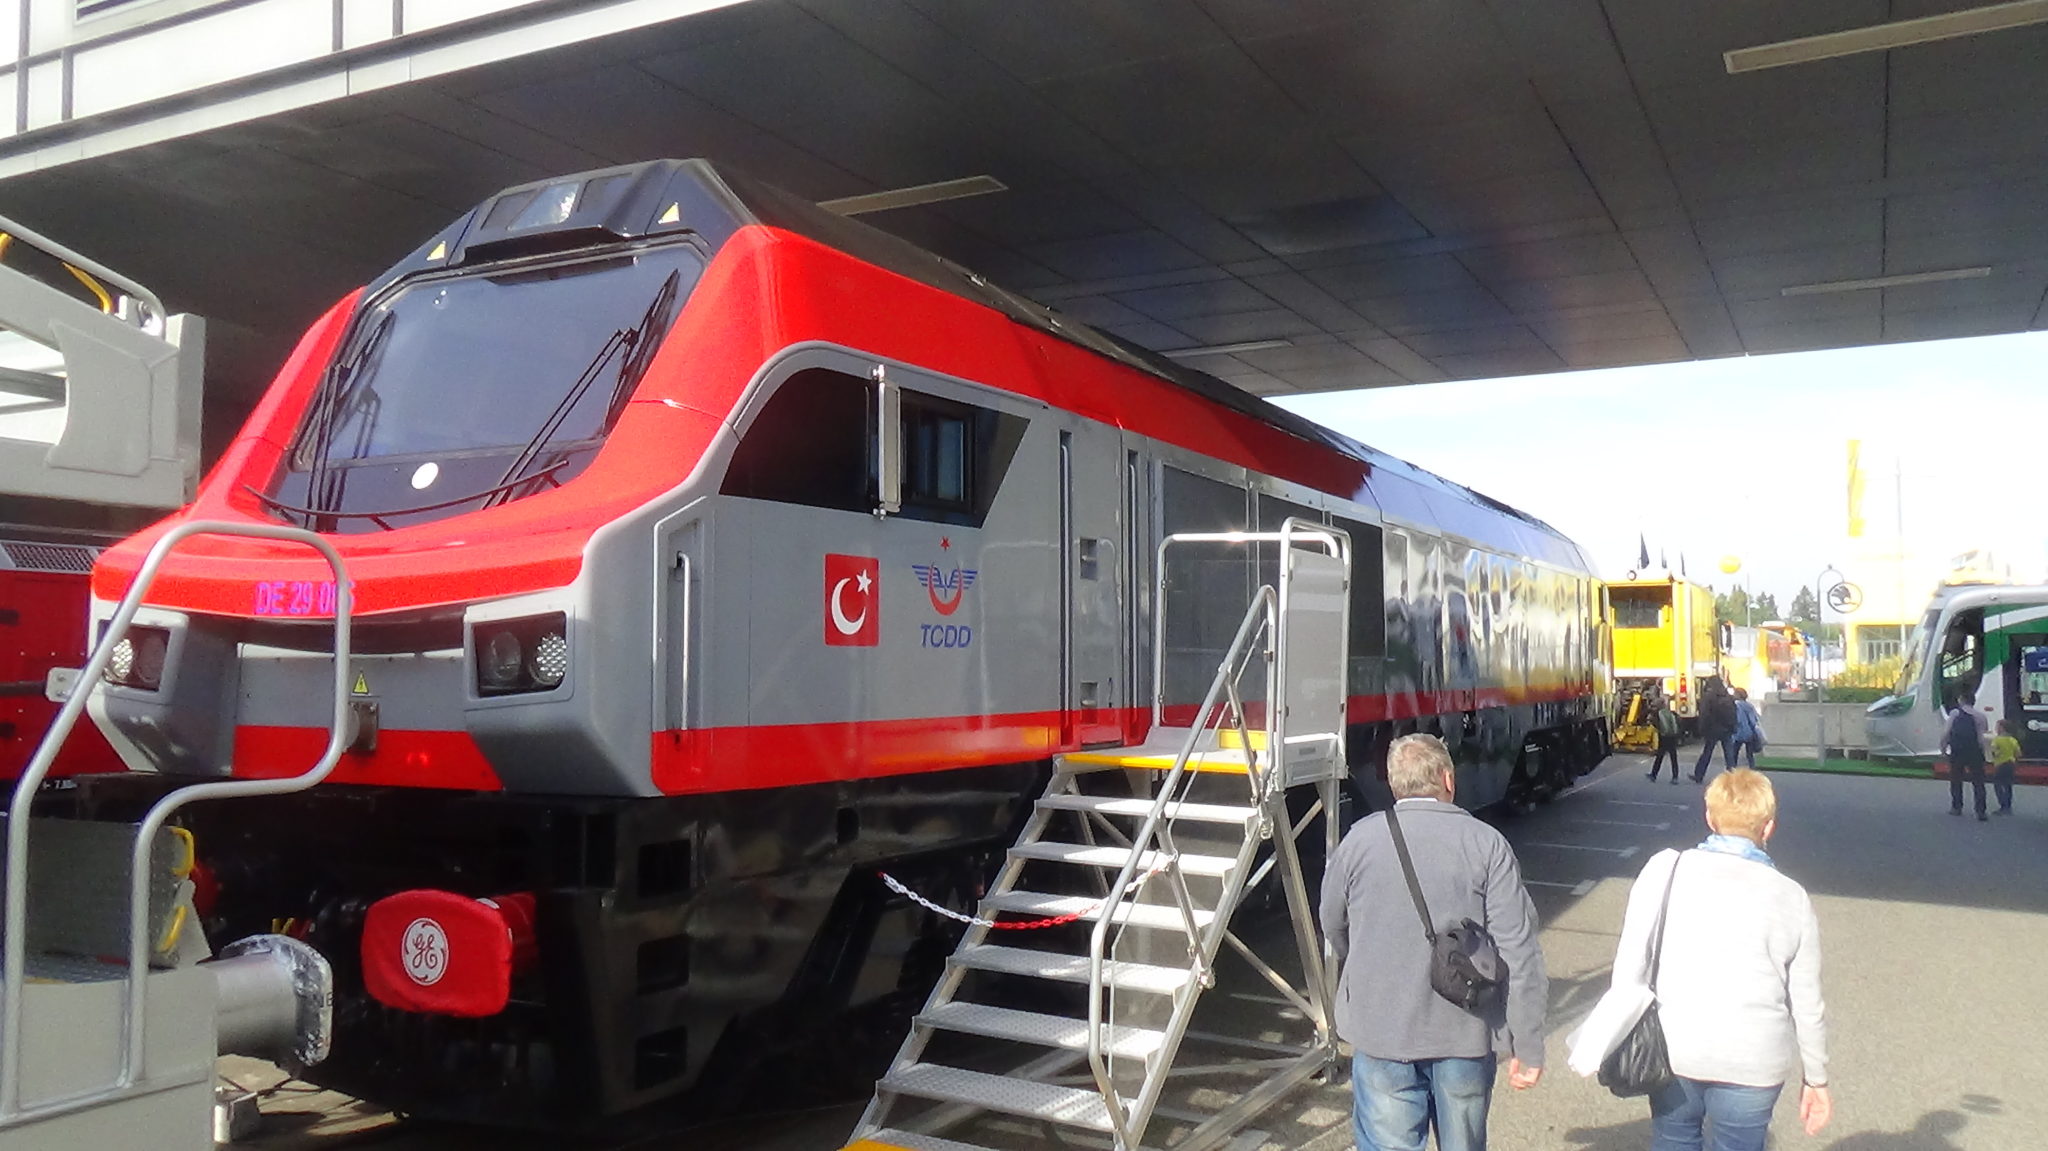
[920,624,973,649]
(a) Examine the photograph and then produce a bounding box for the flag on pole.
[1847,438,1866,538]
[1638,534,1650,571]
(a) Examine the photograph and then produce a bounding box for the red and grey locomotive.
[77,160,1608,1122]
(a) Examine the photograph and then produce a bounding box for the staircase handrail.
[1087,581,1273,1150]
[0,519,353,1120]
[0,210,166,330]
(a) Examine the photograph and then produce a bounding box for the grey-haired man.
[1320,733,1548,1151]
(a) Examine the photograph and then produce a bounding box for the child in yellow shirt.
[1990,720,2020,816]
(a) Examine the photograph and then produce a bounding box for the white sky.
[1273,330,2048,617]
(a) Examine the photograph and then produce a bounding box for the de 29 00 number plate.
[252,580,349,617]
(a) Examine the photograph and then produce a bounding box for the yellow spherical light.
[1719,555,1742,575]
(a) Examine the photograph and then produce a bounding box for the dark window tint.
[721,368,872,513]
[722,370,1026,527]
[896,390,1028,528]
[1333,516,1386,659]
[1611,586,1669,629]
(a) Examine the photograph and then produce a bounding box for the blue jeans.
[1692,737,1734,780]
[1649,1077,1782,1151]
[1352,1051,1496,1151]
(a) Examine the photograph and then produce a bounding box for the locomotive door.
[1060,422,1125,746]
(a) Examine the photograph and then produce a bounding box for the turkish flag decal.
[824,554,880,646]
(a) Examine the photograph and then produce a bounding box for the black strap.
[1383,804,1437,945]
[1646,852,1683,992]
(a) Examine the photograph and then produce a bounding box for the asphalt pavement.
[243,754,2048,1151]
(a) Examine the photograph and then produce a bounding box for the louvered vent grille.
[0,540,99,573]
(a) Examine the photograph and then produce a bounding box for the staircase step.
[950,944,1193,996]
[919,1001,1166,1061]
[878,1063,1114,1131]
[1061,747,1253,774]
[1009,841,1239,878]
[1038,794,1259,825]
[982,890,1214,932]
[847,1128,998,1151]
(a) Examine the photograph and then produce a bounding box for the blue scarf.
[1696,833,1775,869]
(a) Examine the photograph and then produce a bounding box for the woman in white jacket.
[1609,769,1832,1150]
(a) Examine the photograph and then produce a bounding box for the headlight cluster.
[102,626,170,691]
[473,613,569,696]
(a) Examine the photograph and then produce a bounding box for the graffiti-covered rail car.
[73,160,1608,1123]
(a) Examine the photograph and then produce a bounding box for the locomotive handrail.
[0,520,353,1121]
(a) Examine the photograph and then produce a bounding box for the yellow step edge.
[1062,750,1252,774]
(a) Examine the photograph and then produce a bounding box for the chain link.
[879,861,1167,931]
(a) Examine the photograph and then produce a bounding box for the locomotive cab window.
[722,368,1024,527]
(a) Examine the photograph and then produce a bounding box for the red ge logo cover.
[824,554,879,646]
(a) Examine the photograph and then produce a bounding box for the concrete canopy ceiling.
[2,0,2045,445]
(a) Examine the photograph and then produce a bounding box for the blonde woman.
[1608,770,1832,1150]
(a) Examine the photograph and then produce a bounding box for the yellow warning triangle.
[352,672,370,696]
[427,240,448,260]
[657,202,681,225]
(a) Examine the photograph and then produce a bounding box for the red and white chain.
[878,861,1168,931]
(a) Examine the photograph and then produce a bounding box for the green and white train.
[1868,583,2048,763]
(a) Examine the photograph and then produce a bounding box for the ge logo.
[402,917,448,986]
[1826,582,1863,614]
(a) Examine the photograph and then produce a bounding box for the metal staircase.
[0,521,353,1150]
[851,520,1352,1151]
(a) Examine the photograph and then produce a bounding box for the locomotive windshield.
[267,241,704,532]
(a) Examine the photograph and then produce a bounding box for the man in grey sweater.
[1321,734,1548,1151]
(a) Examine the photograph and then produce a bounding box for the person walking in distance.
[1945,690,1990,821]
[1989,718,2020,816]
[1691,678,1738,783]
[1600,770,1831,1150]
[1648,693,1684,784]
[1730,688,1764,769]
[1321,734,1548,1151]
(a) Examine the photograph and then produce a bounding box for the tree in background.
[1714,586,1785,626]
[1789,585,1819,625]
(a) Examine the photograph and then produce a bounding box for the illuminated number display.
[252,580,350,616]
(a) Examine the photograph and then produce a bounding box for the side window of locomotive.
[722,368,873,513]
[1333,516,1386,659]
[894,390,1027,528]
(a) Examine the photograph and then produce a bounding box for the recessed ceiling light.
[819,175,1008,216]
[1780,267,1993,296]
[1162,339,1295,359]
[1726,0,2048,73]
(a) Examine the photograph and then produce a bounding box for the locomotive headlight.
[101,626,171,691]
[527,631,568,687]
[481,632,524,689]
[105,638,135,683]
[472,613,568,696]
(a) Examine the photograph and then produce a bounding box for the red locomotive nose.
[360,889,537,1018]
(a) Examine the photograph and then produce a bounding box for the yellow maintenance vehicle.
[1607,574,1723,751]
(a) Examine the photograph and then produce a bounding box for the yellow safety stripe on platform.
[842,1141,916,1151]
[1062,750,1251,774]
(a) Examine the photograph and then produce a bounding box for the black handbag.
[1599,853,1683,1097]
[1385,805,1504,1013]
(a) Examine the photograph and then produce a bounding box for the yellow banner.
[1846,439,1865,538]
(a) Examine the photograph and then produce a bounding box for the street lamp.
[1815,564,1843,760]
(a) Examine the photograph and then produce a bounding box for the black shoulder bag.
[1599,853,1682,1097]
[1384,804,1504,1013]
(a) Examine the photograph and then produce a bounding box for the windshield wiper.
[484,269,682,509]
[297,311,396,527]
